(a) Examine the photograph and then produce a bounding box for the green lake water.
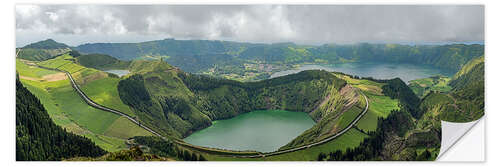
[271,62,454,83]
[183,110,315,152]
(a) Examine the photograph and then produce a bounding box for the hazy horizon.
[18,37,485,48]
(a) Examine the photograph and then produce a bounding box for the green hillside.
[313,55,484,161]
[116,59,356,139]
[17,48,71,61]
[22,39,70,49]
[76,53,130,70]
[16,76,106,160]
[16,55,152,152]
[449,56,485,90]
[419,56,484,123]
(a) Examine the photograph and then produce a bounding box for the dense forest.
[381,78,422,118]
[132,136,207,161]
[16,77,106,160]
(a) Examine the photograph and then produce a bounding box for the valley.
[15,39,484,161]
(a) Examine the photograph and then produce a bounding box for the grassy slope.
[16,59,58,78]
[336,74,399,133]
[79,77,136,117]
[206,128,368,161]
[17,48,71,61]
[76,53,130,70]
[17,57,152,152]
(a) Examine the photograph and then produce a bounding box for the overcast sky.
[15,5,484,47]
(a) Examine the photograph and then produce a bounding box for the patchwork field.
[408,75,452,97]
[17,57,152,152]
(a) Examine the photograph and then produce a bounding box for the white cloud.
[15,5,484,46]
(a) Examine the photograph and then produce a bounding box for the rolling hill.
[16,76,106,160]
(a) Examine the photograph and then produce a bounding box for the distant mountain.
[76,38,260,60]
[22,39,69,49]
[17,39,71,61]
[74,39,484,73]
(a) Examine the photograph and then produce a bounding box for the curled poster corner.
[437,118,484,161]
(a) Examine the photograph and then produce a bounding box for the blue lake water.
[104,70,130,77]
[271,62,454,83]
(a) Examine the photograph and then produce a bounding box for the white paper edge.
[437,117,484,161]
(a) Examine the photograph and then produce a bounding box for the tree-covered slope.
[449,56,484,90]
[316,55,485,161]
[420,56,484,123]
[16,77,106,160]
[17,54,152,152]
[116,59,352,139]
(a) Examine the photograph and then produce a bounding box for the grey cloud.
[15,5,484,46]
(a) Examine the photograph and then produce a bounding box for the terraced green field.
[356,92,399,132]
[16,59,58,78]
[17,57,152,152]
[80,77,136,117]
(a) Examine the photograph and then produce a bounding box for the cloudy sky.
[15,5,484,47]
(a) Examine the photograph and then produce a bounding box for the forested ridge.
[73,39,484,73]
[16,76,106,160]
